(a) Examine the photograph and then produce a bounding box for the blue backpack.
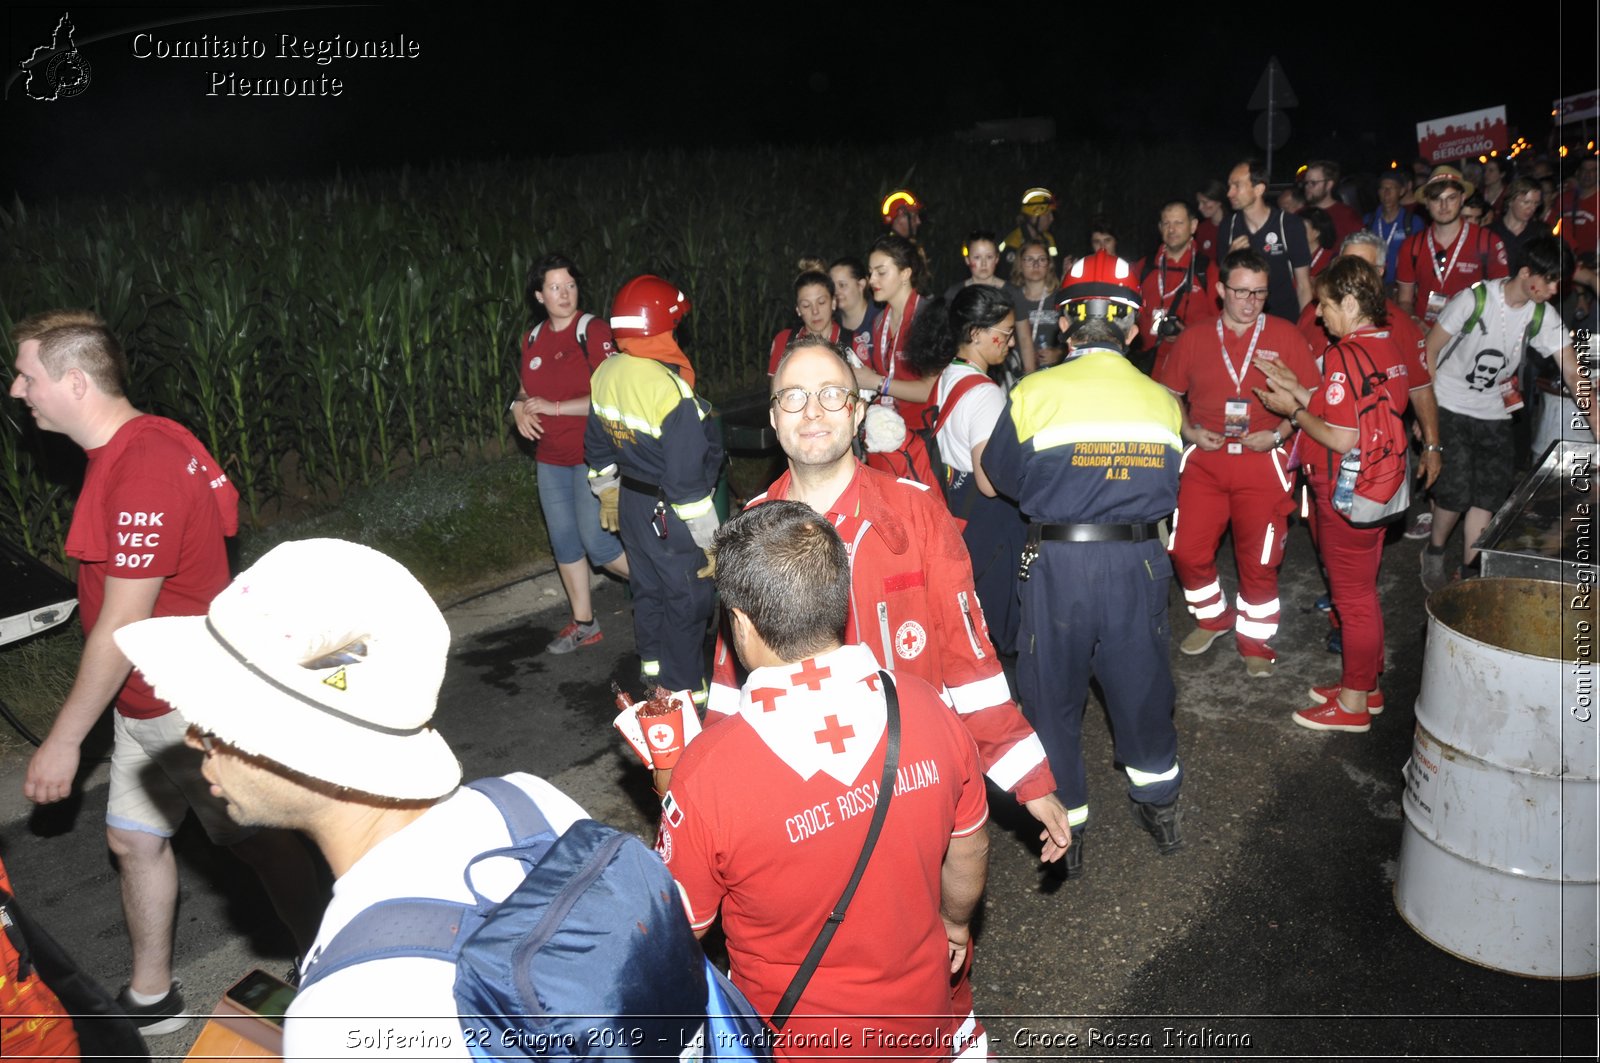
[298,777,770,1061]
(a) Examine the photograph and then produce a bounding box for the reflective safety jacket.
[585,353,722,520]
[983,348,1182,524]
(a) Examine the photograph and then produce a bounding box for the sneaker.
[1325,627,1342,654]
[546,619,602,655]
[1420,546,1451,595]
[1293,700,1372,733]
[116,982,189,1037]
[1312,593,1332,613]
[1308,683,1384,715]
[1180,626,1227,656]
[1404,510,1434,540]
[1130,800,1183,855]
[1244,655,1274,679]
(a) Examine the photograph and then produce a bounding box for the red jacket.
[708,463,1056,803]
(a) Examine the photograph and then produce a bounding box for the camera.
[1152,308,1183,340]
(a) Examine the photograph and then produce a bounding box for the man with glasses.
[1302,160,1364,244]
[1155,250,1316,677]
[704,335,1071,863]
[698,334,1068,1053]
[1219,157,1313,322]
[1396,165,1509,327]
[9,311,318,1035]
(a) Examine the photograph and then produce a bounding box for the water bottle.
[1332,449,1361,515]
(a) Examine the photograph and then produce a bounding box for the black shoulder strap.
[769,671,901,1029]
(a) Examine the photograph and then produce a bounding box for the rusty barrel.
[1396,577,1598,977]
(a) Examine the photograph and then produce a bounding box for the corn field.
[1,138,1212,560]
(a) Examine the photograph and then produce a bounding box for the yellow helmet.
[1020,187,1056,217]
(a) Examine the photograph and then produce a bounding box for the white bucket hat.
[114,538,461,800]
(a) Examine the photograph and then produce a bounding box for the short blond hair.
[13,310,126,396]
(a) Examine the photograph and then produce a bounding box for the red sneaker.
[1307,684,1384,715]
[1293,700,1372,733]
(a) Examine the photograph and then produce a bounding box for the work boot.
[1063,825,1086,879]
[1131,799,1183,855]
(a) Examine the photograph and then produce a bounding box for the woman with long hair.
[856,232,937,425]
[1254,257,1410,734]
[512,253,629,654]
[904,285,1029,654]
[766,270,843,375]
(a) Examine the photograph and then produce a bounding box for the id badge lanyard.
[1217,316,1266,452]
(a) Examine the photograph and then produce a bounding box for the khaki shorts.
[107,710,248,845]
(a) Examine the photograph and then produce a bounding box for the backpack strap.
[1435,282,1489,372]
[933,372,990,435]
[297,778,554,993]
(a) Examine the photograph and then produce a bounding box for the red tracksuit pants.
[1169,446,1295,659]
[1308,480,1386,691]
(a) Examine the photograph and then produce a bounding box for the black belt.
[620,475,660,496]
[1032,521,1165,543]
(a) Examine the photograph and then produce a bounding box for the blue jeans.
[537,461,624,567]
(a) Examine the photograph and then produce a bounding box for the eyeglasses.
[984,325,1015,340]
[1021,255,1051,265]
[1428,190,1463,205]
[1223,285,1270,300]
[771,385,857,413]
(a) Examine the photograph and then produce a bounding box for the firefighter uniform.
[586,352,721,697]
[982,346,1184,828]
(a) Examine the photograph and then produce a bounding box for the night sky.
[3,3,1597,201]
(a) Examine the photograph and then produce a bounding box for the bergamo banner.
[1417,106,1508,163]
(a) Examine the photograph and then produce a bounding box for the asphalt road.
[1,520,1595,1061]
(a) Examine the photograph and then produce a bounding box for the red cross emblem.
[859,673,880,691]
[813,715,856,755]
[748,687,785,713]
[790,659,832,691]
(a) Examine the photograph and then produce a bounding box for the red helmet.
[1057,250,1142,324]
[609,275,691,339]
[880,189,922,225]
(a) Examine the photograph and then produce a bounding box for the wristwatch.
[1289,407,1306,429]
[1424,443,1444,453]
[1272,428,1284,448]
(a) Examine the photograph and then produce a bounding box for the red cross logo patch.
[813,715,856,755]
[894,620,927,660]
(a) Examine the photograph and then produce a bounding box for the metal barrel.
[1396,577,1598,977]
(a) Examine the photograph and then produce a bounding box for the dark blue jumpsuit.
[586,354,722,699]
[981,346,1184,828]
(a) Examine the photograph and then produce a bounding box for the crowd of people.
[6,145,1596,1060]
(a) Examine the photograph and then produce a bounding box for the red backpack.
[1327,339,1411,526]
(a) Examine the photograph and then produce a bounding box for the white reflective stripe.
[952,1015,986,1061]
[1300,484,1311,518]
[641,660,661,676]
[1236,595,1281,618]
[946,671,1014,715]
[1178,442,1197,473]
[1183,580,1222,603]
[1235,616,1278,639]
[985,734,1046,792]
[1192,600,1228,620]
[1168,507,1181,549]
[1066,804,1089,827]
[1033,421,1183,451]
[1259,522,1277,566]
[1269,448,1293,492]
[1125,760,1180,787]
[591,401,663,439]
[671,495,714,520]
[611,314,648,331]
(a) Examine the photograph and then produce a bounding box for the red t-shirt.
[517,315,616,467]
[870,292,932,425]
[1395,223,1509,323]
[1302,329,1411,484]
[1135,245,1220,345]
[1565,188,1598,258]
[767,322,843,375]
[1156,315,1319,436]
[68,416,235,719]
[662,644,987,1058]
[1323,200,1365,245]
[1195,219,1219,261]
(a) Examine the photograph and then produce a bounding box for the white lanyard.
[1156,248,1194,304]
[1426,225,1468,286]
[1216,315,1266,393]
